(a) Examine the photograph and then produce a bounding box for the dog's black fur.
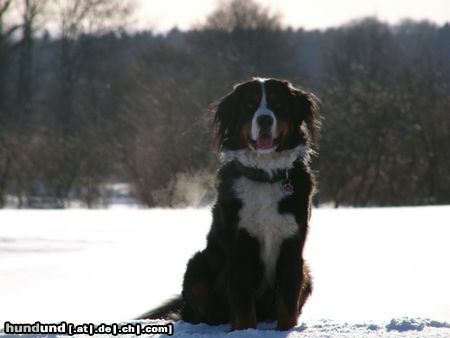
[139,78,320,331]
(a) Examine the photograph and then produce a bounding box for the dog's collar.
[233,160,296,183]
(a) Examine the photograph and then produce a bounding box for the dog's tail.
[136,295,185,321]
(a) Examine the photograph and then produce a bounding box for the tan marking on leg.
[189,282,211,317]
[276,295,298,331]
[233,306,257,330]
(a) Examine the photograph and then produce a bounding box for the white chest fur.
[233,177,298,284]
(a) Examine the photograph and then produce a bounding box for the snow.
[0,206,449,337]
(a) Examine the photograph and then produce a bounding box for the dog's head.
[212,78,320,154]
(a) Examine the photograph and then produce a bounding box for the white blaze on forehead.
[251,79,278,146]
[258,78,268,106]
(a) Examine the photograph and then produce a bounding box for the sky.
[134,0,450,32]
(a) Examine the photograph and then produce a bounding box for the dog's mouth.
[249,134,280,151]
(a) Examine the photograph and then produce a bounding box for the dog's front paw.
[233,316,257,330]
[277,315,298,331]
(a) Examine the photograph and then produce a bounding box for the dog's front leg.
[276,235,302,331]
[229,229,261,330]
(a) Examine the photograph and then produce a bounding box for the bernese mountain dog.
[139,77,320,331]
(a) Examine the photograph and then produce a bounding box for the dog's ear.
[290,86,321,146]
[211,88,238,151]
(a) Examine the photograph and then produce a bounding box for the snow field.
[0,206,449,337]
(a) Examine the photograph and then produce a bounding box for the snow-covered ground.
[0,206,449,337]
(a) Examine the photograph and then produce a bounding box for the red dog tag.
[282,180,294,195]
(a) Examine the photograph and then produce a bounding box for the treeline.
[0,0,449,208]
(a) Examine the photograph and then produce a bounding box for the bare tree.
[7,0,133,207]
[319,18,398,207]
[114,42,212,206]
[0,0,19,206]
[203,0,280,31]
[15,0,48,125]
[49,0,132,134]
[190,0,295,84]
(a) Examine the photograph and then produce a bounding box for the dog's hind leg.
[182,250,229,325]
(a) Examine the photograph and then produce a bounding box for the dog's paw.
[233,317,257,330]
[276,316,298,331]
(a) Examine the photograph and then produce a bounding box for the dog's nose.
[257,115,273,129]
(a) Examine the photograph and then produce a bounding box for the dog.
[139,78,320,331]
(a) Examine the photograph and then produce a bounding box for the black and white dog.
[140,78,320,331]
